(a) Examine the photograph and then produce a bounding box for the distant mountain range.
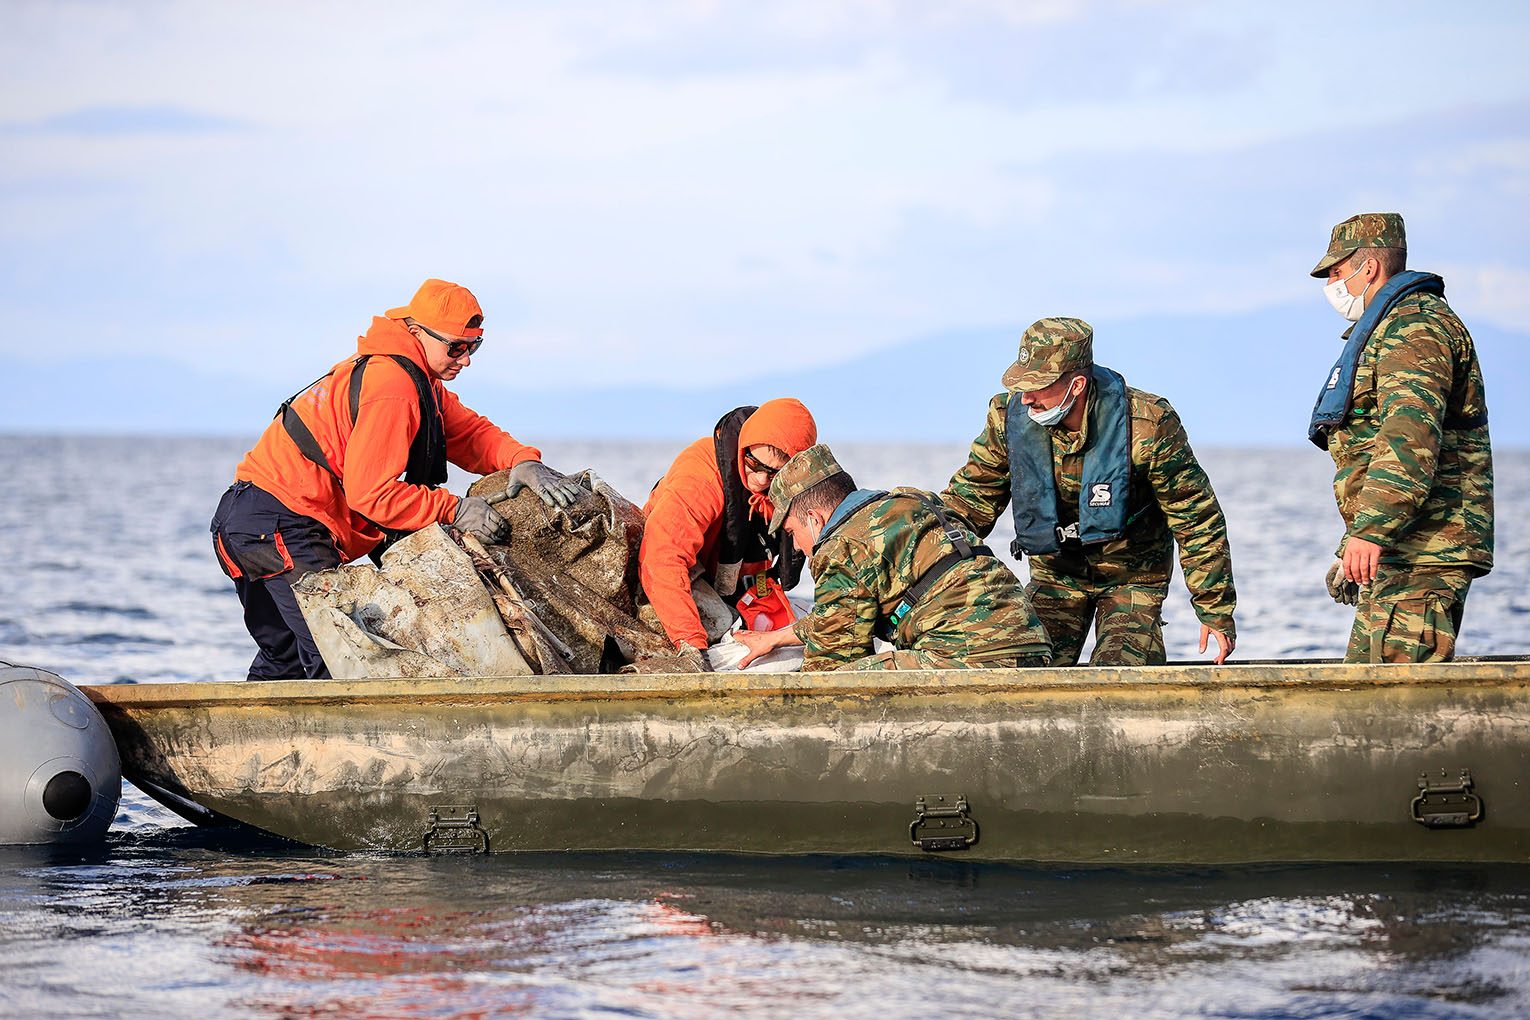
[6,305,1526,446]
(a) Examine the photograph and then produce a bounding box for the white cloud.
[1436,263,1530,334]
[2,0,1528,390]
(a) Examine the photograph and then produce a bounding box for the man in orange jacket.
[211,278,586,680]
[639,399,818,653]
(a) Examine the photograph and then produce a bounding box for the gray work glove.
[507,460,587,509]
[453,495,511,544]
[1324,560,1361,606]
[677,642,715,674]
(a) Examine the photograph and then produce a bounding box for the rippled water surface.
[1,436,1528,1018]
[4,839,1529,1019]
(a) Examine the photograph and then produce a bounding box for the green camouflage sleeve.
[797,536,882,671]
[1144,404,1237,637]
[939,393,1011,538]
[1348,320,1452,546]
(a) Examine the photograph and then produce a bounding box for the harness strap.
[274,354,443,559]
[876,545,994,642]
[276,366,351,482]
[276,355,444,483]
[874,500,993,643]
[348,358,368,424]
[932,501,973,559]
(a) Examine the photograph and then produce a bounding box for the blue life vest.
[1006,365,1131,557]
[1306,271,1445,449]
[814,488,887,550]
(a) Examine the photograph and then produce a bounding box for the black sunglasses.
[418,322,484,359]
[743,451,782,478]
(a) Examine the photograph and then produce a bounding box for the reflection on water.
[3,831,1526,1019]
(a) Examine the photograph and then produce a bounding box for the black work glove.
[507,461,588,509]
[453,495,511,544]
[1324,560,1361,606]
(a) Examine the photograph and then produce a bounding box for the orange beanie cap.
[385,278,484,337]
[737,398,818,472]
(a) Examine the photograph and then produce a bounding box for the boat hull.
[84,662,1530,863]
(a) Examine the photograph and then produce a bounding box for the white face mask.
[787,509,824,555]
[1323,260,1369,322]
[1027,378,1083,427]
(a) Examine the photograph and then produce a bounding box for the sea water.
[1,435,1528,1018]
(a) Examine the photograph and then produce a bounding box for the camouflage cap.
[1001,317,1094,392]
[1310,212,1407,277]
[766,443,845,534]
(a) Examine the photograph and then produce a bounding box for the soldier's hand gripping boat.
[81,658,1530,863]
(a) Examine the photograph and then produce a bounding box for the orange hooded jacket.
[639,399,817,649]
[235,316,542,562]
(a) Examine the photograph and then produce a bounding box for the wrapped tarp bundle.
[293,469,696,678]
[292,525,535,678]
[467,469,643,608]
[466,468,683,673]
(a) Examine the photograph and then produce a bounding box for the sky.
[2,0,1528,440]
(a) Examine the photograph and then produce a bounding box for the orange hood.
[358,315,432,371]
[737,398,818,516]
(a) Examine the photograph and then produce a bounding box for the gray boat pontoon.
[82,658,1530,864]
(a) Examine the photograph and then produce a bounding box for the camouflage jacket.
[941,384,1237,637]
[1325,290,1493,572]
[793,488,1051,671]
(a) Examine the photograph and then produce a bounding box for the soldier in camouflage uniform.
[940,318,1237,667]
[731,444,1051,672]
[1308,212,1493,663]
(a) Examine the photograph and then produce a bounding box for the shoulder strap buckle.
[927,501,973,559]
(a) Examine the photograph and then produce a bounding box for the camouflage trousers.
[1024,573,1167,667]
[841,648,1051,671]
[1346,565,1473,664]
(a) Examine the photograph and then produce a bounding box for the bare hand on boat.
[1199,624,1234,665]
[734,627,802,669]
[1342,537,1382,585]
[452,495,511,544]
[508,461,588,509]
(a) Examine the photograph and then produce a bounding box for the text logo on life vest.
[1088,482,1114,508]
[1327,366,1342,390]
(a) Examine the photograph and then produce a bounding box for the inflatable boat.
[80,658,1530,863]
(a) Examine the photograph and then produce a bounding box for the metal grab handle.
[1410,769,1483,829]
[910,795,979,852]
[423,805,491,854]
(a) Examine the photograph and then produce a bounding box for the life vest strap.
[875,501,991,643]
[273,354,446,557]
[877,545,994,642]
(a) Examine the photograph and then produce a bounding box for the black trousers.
[210,482,344,680]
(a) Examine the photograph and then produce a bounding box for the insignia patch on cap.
[1017,348,1031,364]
